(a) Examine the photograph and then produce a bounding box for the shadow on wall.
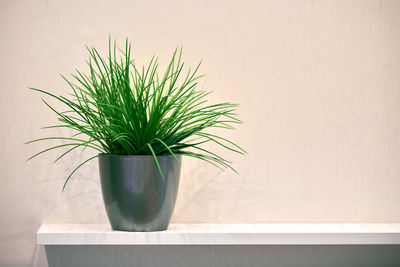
[44,245,400,267]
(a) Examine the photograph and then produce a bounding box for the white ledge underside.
[37,223,400,245]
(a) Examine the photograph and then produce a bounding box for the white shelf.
[37,223,400,245]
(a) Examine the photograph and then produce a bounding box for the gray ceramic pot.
[98,154,181,232]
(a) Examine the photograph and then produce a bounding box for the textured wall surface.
[1,0,400,266]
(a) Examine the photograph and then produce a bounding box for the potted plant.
[28,39,245,231]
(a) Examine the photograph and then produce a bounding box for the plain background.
[1,0,400,266]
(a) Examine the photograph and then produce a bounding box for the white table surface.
[37,223,400,245]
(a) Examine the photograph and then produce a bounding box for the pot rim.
[98,153,181,158]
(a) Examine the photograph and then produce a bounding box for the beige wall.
[1,0,400,266]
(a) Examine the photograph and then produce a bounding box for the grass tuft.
[28,38,246,191]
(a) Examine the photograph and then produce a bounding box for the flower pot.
[98,154,181,231]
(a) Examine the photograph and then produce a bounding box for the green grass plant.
[27,39,245,191]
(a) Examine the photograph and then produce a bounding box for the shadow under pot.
[98,154,181,232]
